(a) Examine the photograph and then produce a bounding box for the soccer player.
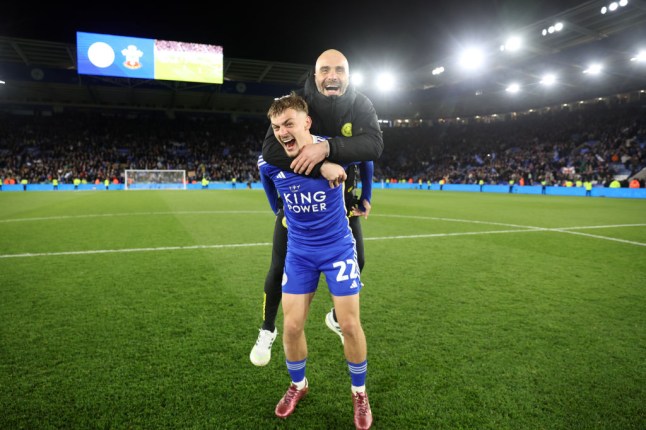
[251,49,381,367]
[258,93,372,429]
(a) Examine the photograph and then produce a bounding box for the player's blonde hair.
[267,91,309,119]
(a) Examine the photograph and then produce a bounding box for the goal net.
[124,169,187,190]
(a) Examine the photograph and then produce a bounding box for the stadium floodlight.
[602,0,629,13]
[540,73,557,86]
[458,47,485,72]
[377,73,395,90]
[542,22,564,36]
[505,83,520,93]
[501,36,522,52]
[124,170,187,190]
[432,66,445,75]
[583,63,603,75]
[375,72,396,91]
[351,72,364,87]
[630,50,646,62]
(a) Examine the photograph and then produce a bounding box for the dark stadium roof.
[1,0,645,117]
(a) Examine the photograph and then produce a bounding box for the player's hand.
[320,161,346,188]
[290,140,329,175]
[351,199,372,219]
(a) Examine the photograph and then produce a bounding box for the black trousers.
[261,210,365,331]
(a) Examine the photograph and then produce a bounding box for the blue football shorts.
[282,238,362,297]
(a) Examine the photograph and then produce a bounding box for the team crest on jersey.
[341,123,353,137]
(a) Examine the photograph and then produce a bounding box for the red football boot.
[275,380,308,418]
[352,391,373,429]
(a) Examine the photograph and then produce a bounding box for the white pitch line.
[1,213,644,259]
[0,243,273,259]
[365,229,541,241]
[2,225,644,259]
[547,229,646,246]
[0,211,269,223]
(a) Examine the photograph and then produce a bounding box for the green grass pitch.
[1,189,644,429]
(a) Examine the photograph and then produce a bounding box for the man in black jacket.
[250,49,383,371]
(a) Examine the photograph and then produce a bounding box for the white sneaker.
[250,328,278,366]
[325,309,344,345]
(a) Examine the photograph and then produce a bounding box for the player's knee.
[283,319,304,340]
[339,318,362,338]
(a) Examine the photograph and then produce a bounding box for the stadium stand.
[1,1,645,193]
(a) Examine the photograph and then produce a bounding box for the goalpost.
[124,169,187,190]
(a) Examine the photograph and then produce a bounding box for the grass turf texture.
[1,189,644,429]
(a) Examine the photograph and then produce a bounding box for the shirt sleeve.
[358,161,374,207]
[258,161,280,215]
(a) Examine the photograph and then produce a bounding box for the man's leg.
[250,210,287,366]
[263,211,287,332]
[350,216,365,272]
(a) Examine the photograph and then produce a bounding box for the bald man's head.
[314,49,350,97]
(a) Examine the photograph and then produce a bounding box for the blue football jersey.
[257,136,352,248]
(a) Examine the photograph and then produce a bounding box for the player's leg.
[326,216,364,342]
[335,294,371,430]
[250,210,287,366]
[325,246,372,430]
[276,251,318,419]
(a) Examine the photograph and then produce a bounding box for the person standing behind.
[260,93,372,429]
[250,49,382,367]
[584,179,593,197]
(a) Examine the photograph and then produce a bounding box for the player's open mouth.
[282,138,296,151]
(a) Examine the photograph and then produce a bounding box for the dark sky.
[2,0,586,69]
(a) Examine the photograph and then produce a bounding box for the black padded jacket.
[261,72,384,176]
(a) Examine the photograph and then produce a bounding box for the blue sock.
[286,358,307,383]
[348,359,367,387]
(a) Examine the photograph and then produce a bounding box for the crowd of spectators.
[378,101,645,187]
[0,110,264,186]
[1,101,644,188]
